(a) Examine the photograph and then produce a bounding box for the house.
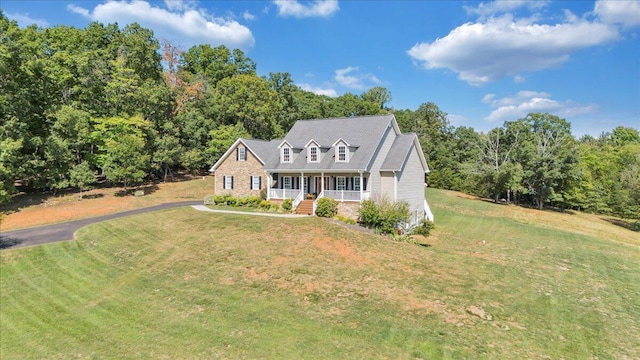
[209,114,434,223]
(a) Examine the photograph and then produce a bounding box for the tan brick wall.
[214,144,268,198]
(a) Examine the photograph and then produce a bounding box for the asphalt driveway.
[0,201,201,250]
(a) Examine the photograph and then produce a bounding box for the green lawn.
[1,188,638,359]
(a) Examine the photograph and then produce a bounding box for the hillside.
[1,188,638,359]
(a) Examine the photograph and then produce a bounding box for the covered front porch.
[266,172,371,203]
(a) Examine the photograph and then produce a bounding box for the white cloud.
[334,66,382,90]
[408,14,619,85]
[299,83,338,97]
[67,1,254,49]
[464,0,548,18]
[5,12,49,27]
[273,0,339,18]
[483,90,597,122]
[243,11,256,21]
[595,0,640,28]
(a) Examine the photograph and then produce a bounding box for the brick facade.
[214,144,268,198]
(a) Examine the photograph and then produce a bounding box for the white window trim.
[238,146,246,161]
[251,176,261,190]
[353,177,361,191]
[283,176,292,190]
[281,147,291,163]
[308,146,318,163]
[224,175,233,190]
[336,145,348,163]
[336,176,346,190]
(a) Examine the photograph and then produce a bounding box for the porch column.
[321,172,324,194]
[393,171,398,201]
[300,172,304,194]
[266,172,271,200]
[359,171,363,201]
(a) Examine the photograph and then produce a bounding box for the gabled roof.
[380,133,429,173]
[209,138,280,172]
[263,114,398,171]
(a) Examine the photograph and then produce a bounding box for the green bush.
[204,195,215,205]
[236,197,248,207]
[412,219,434,237]
[359,197,410,235]
[224,194,236,206]
[259,200,272,210]
[282,198,293,212]
[213,195,226,205]
[316,197,338,217]
[246,196,261,207]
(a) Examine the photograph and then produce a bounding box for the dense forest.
[1,13,638,219]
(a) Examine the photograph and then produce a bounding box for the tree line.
[1,13,638,220]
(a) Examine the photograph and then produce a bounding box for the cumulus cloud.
[67,1,254,49]
[595,0,640,28]
[408,6,619,85]
[334,66,382,90]
[299,83,338,97]
[483,90,597,122]
[273,0,339,18]
[5,12,49,27]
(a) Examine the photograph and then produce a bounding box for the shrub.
[359,197,410,235]
[213,195,226,205]
[224,194,235,206]
[236,197,248,207]
[282,198,293,212]
[246,196,261,207]
[412,219,434,237]
[259,188,267,200]
[316,197,338,217]
[259,200,272,210]
[204,195,215,205]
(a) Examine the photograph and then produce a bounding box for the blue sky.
[3,0,639,136]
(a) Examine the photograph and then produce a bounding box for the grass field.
[1,188,639,359]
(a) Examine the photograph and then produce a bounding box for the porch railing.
[323,190,370,202]
[268,188,300,199]
[424,199,434,222]
[313,190,325,214]
[292,191,304,213]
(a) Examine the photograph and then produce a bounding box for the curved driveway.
[0,201,201,250]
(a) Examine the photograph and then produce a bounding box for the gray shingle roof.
[242,138,281,164]
[380,133,418,171]
[263,114,396,171]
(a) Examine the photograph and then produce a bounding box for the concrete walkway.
[191,205,309,218]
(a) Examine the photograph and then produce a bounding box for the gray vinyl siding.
[396,145,426,219]
[368,125,397,194]
[379,172,395,201]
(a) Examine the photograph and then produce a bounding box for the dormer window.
[282,147,291,163]
[337,145,347,162]
[309,146,318,162]
[333,138,350,163]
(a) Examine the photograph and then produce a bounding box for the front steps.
[295,200,314,215]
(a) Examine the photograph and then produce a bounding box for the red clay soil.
[0,176,214,231]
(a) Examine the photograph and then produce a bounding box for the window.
[353,177,361,191]
[224,175,233,189]
[309,146,318,162]
[303,177,308,193]
[237,147,246,161]
[283,176,292,190]
[282,147,291,163]
[336,176,346,190]
[251,176,261,190]
[337,145,347,162]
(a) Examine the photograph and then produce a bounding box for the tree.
[207,123,251,165]
[69,161,96,197]
[475,125,522,202]
[361,87,392,110]
[102,133,150,193]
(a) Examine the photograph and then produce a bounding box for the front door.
[315,176,330,194]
